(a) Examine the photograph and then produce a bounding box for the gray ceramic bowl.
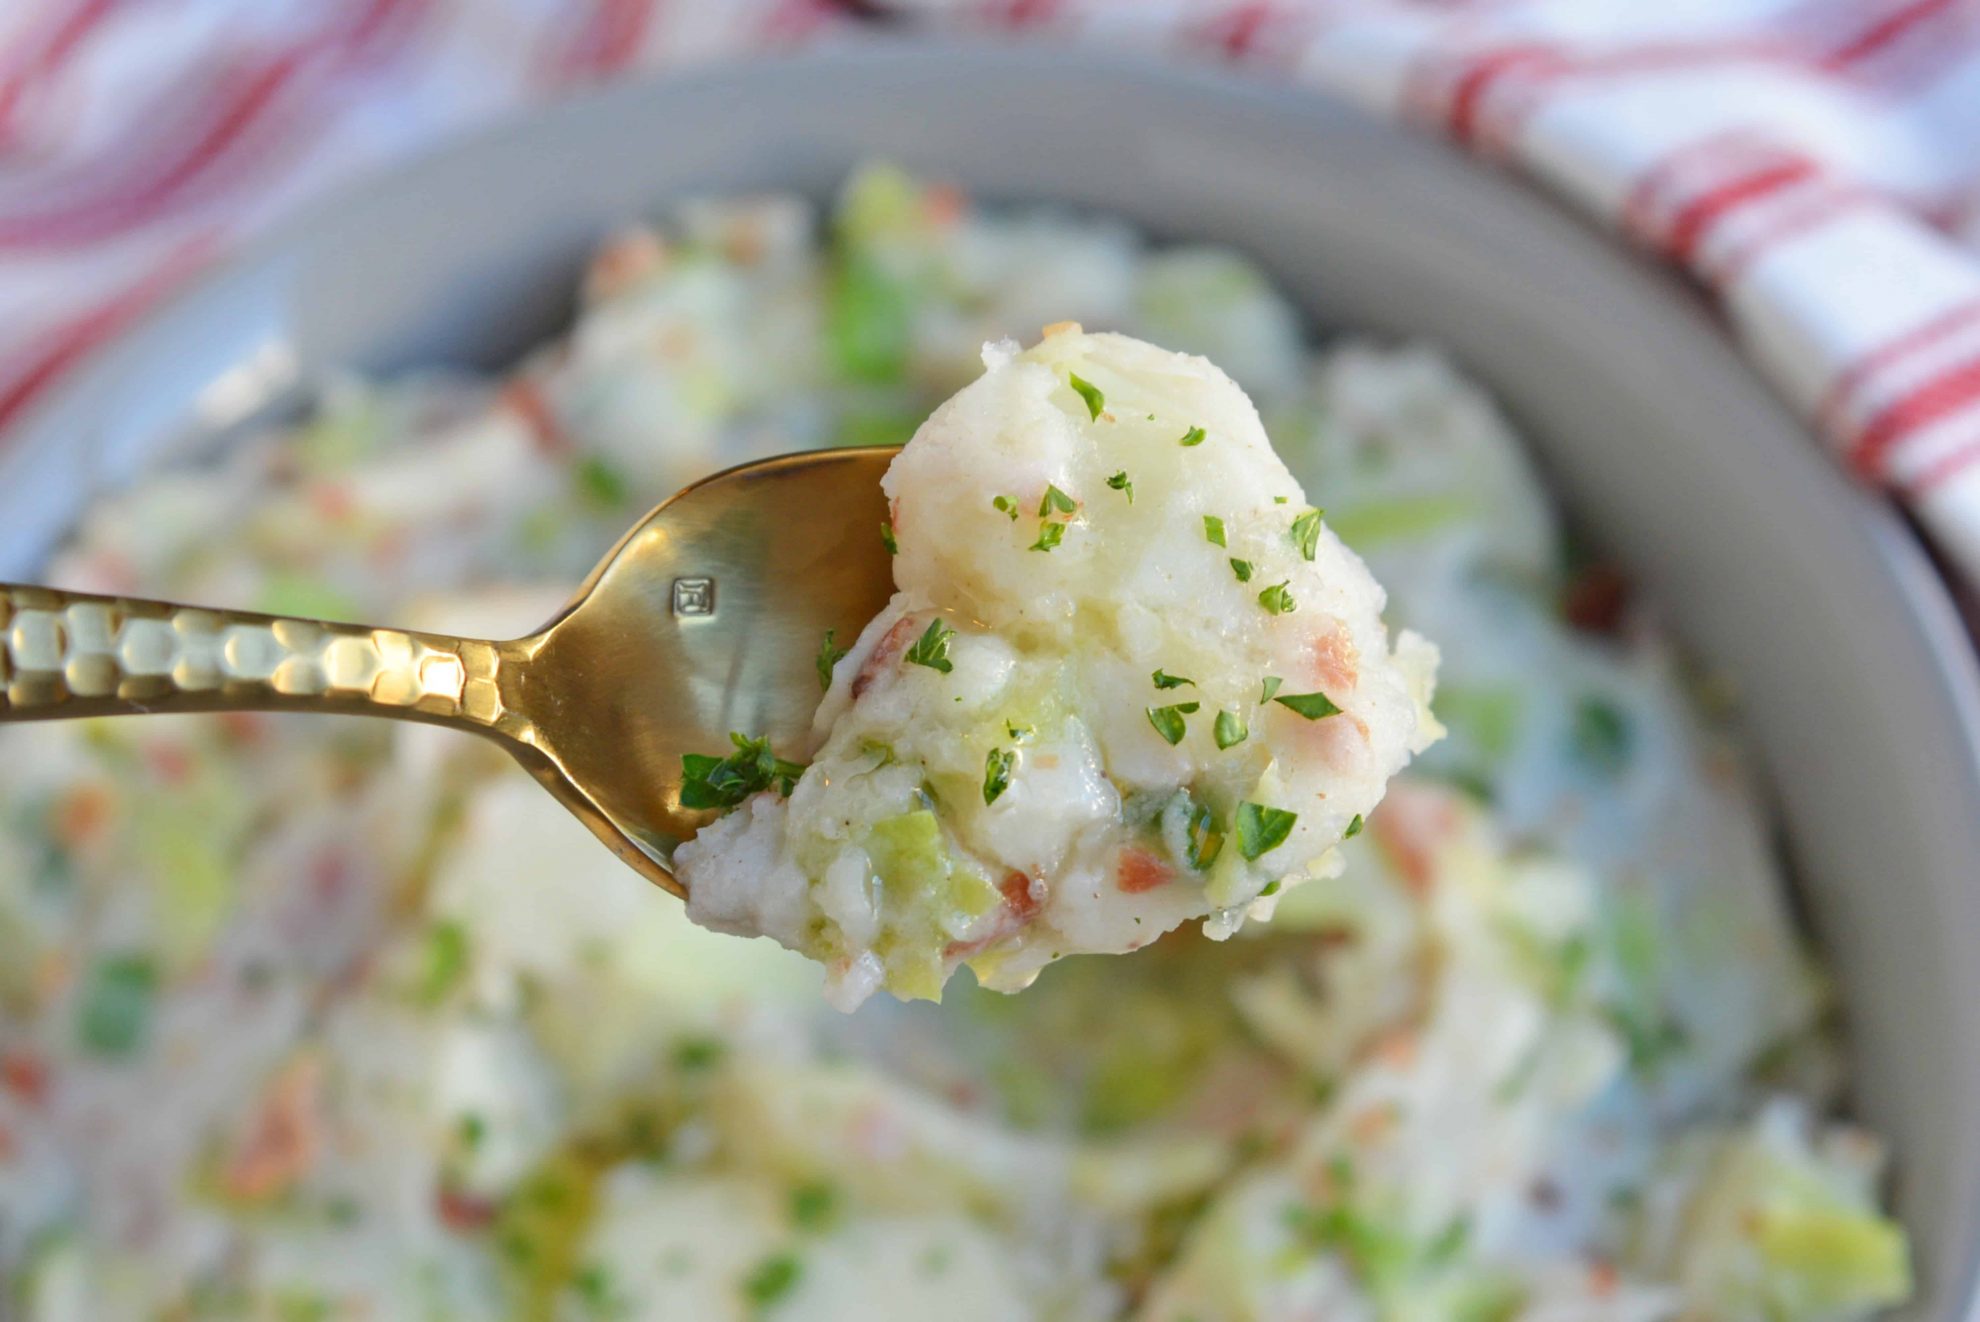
[4,44,1978,1319]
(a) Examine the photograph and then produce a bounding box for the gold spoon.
[0,446,898,898]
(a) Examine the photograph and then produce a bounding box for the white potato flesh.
[675,328,1438,1008]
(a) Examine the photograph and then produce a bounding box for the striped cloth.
[4,1,1980,590]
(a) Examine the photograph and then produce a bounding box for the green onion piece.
[905,618,956,673]
[1230,558,1254,582]
[983,747,1015,805]
[1344,813,1365,839]
[1179,425,1206,447]
[1290,509,1325,561]
[1185,800,1224,871]
[1028,522,1066,553]
[1236,801,1298,860]
[1145,701,1201,746]
[1258,581,1296,615]
[881,520,899,555]
[992,495,1019,520]
[1273,690,1343,720]
[1151,669,1195,690]
[1214,710,1248,749]
[1039,484,1078,518]
[1106,470,1133,503]
[1068,372,1105,420]
[1204,515,1227,547]
[816,628,848,692]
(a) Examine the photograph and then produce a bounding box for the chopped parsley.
[1236,801,1298,860]
[880,520,899,555]
[1178,425,1206,447]
[1229,558,1254,582]
[1259,880,1282,897]
[457,1112,487,1151]
[983,747,1015,805]
[815,629,847,692]
[1185,800,1225,870]
[77,952,157,1058]
[790,1180,840,1232]
[1214,710,1248,749]
[1257,581,1296,615]
[1005,721,1034,743]
[1571,696,1632,774]
[1039,484,1078,518]
[1290,509,1325,561]
[1260,675,1283,703]
[1203,515,1227,547]
[1151,669,1195,690]
[1345,813,1365,839]
[992,494,1019,520]
[574,455,629,509]
[675,1035,726,1071]
[1273,690,1343,720]
[1068,372,1105,420]
[1028,521,1066,553]
[680,733,805,809]
[905,618,956,673]
[743,1251,803,1308]
[1106,470,1134,503]
[1146,702,1201,746]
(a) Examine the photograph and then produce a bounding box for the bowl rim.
[6,38,1979,1317]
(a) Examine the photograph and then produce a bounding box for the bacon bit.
[144,742,193,786]
[1115,846,1173,895]
[221,1055,323,1204]
[1041,320,1082,338]
[1588,1258,1620,1297]
[583,228,667,302]
[1315,925,1359,950]
[1562,563,1630,635]
[52,784,111,848]
[1368,782,1463,897]
[924,183,966,227]
[1308,626,1361,692]
[851,614,920,700]
[307,482,354,521]
[1372,1029,1419,1069]
[216,711,267,747]
[500,379,567,455]
[1,1051,49,1105]
[435,1183,499,1233]
[999,870,1042,921]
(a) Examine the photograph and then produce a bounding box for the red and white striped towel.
[4,0,1980,589]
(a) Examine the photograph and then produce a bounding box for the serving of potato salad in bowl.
[0,164,1911,1320]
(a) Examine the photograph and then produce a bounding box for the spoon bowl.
[0,445,900,897]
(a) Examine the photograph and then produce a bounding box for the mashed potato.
[675,328,1438,1008]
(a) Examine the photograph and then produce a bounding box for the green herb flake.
[983,747,1015,806]
[742,1251,803,1308]
[1273,495,1289,505]
[815,629,848,692]
[880,520,899,555]
[1039,484,1078,518]
[418,920,470,1006]
[1151,669,1195,690]
[1257,581,1297,615]
[675,1035,726,1072]
[1273,690,1343,720]
[1290,509,1325,561]
[1029,522,1066,553]
[1571,696,1632,774]
[1106,470,1134,503]
[1214,710,1248,749]
[1345,813,1365,839]
[1259,880,1282,897]
[77,952,157,1058]
[573,1264,617,1314]
[574,455,629,509]
[457,1112,487,1152]
[1203,515,1227,547]
[992,494,1019,520]
[905,618,957,673]
[1145,702,1201,746]
[680,733,806,810]
[1005,721,1034,743]
[790,1181,840,1232]
[1068,372,1105,421]
[1178,425,1206,447]
[1229,558,1254,582]
[1186,800,1224,871]
[1260,675,1283,703]
[1236,801,1298,860]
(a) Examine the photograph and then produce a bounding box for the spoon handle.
[0,583,526,739]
